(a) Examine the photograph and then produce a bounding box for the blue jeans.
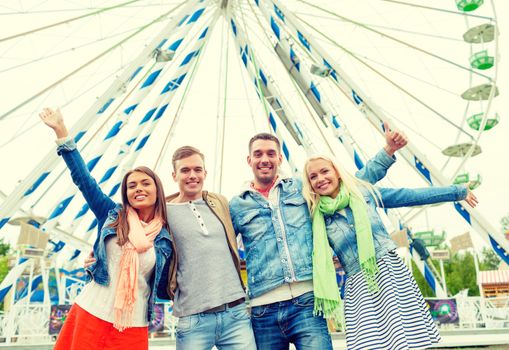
[251,291,332,350]
[175,302,256,350]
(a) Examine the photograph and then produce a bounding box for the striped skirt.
[343,251,441,350]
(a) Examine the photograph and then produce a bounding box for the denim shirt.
[229,149,395,298]
[325,185,467,276]
[57,140,172,322]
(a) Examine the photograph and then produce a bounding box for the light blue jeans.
[175,302,256,350]
[251,291,333,350]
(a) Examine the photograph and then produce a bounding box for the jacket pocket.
[238,209,270,242]
[281,195,309,230]
[238,209,281,284]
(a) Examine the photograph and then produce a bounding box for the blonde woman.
[303,155,477,350]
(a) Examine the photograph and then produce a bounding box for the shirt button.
[281,259,286,263]
[277,238,282,242]
[285,277,291,282]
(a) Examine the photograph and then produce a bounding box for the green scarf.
[312,185,379,319]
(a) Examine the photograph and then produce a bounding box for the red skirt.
[54,303,149,350]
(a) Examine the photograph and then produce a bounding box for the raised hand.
[39,107,68,138]
[464,183,479,208]
[383,121,408,156]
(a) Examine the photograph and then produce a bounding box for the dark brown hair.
[172,145,205,171]
[248,133,281,153]
[110,166,168,245]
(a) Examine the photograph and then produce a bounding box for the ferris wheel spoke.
[0,0,144,43]
[0,22,154,74]
[380,0,494,21]
[295,0,491,81]
[153,13,218,172]
[295,11,464,43]
[295,14,475,141]
[0,5,184,122]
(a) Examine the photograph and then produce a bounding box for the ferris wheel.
[0,0,505,323]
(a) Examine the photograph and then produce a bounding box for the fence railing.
[0,296,508,344]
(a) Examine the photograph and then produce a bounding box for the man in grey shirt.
[164,146,255,350]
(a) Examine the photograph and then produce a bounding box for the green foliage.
[444,252,479,296]
[0,238,10,256]
[411,260,434,297]
[0,238,11,283]
[480,247,501,270]
[0,256,9,284]
[0,240,11,311]
[411,247,501,297]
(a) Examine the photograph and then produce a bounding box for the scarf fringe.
[360,256,379,294]
[314,297,344,331]
[113,307,134,332]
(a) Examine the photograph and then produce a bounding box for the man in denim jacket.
[229,126,407,349]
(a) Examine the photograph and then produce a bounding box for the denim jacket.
[325,185,467,276]
[229,149,395,298]
[57,140,172,322]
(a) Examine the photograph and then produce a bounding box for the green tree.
[0,239,11,310]
[411,252,479,297]
[444,251,479,296]
[480,247,501,270]
[411,247,502,298]
[0,238,10,256]
[411,260,435,297]
[0,255,9,285]
[0,238,11,281]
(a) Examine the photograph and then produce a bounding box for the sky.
[0,0,507,258]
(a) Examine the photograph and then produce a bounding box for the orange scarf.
[113,206,162,331]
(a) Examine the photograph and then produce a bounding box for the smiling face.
[248,139,283,187]
[306,158,341,198]
[172,153,206,201]
[125,171,158,211]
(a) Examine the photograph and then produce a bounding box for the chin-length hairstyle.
[302,155,381,215]
[110,166,169,246]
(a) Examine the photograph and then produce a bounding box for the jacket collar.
[239,176,291,198]
[154,226,171,243]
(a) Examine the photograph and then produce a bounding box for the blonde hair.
[302,155,381,215]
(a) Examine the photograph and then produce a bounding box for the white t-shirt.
[75,236,156,327]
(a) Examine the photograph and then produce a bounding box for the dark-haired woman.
[40,108,172,350]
